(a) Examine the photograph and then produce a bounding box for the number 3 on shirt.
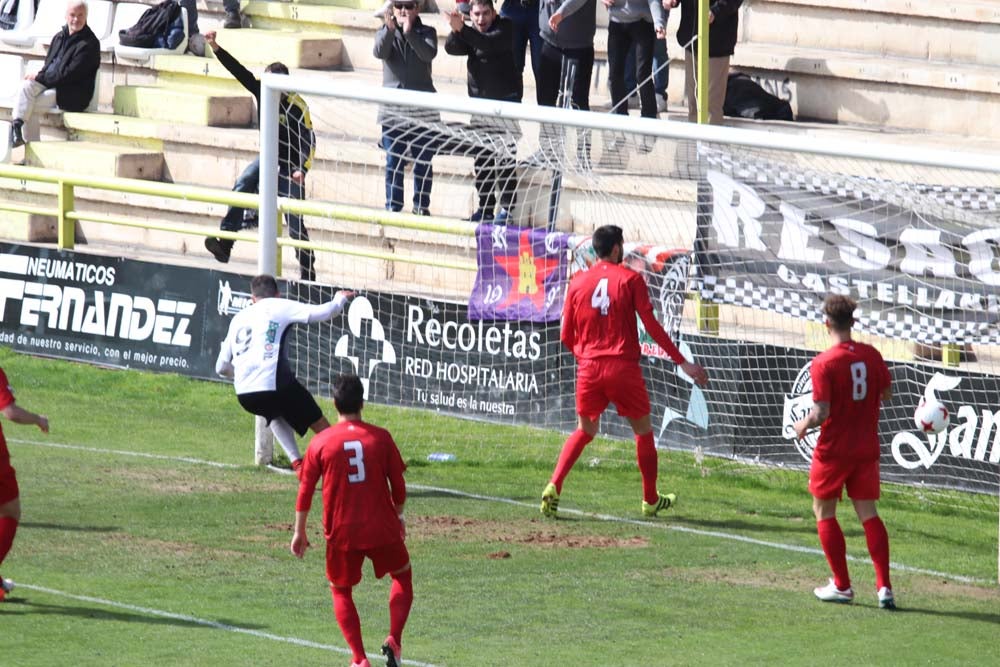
[850,361,868,401]
[591,278,610,315]
[344,440,366,483]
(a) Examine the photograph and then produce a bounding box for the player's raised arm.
[305,290,356,323]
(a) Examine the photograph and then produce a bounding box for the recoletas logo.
[334,296,397,398]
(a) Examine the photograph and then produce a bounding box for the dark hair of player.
[592,225,624,259]
[822,294,857,332]
[250,274,280,298]
[469,0,495,9]
[333,374,365,415]
[264,62,290,76]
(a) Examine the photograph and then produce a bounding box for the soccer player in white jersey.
[216,274,354,474]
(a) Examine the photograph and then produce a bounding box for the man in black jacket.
[10,0,99,148]
[444,0,521,223]
[202,31,318,282]
[667,0,743,124]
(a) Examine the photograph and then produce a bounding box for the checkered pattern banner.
[694,147,1000,346]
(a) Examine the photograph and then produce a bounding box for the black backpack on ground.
[118,0,181,48]
[724,72,794,121]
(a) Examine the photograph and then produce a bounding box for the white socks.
[269,417,301,462]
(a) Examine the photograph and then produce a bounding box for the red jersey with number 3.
[561,260,684,363]
[810,341,891,462]
[296,419,407,551]
[0,367,15,473]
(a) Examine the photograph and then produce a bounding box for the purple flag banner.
[468,224,570,322]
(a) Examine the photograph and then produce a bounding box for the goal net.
[257,74,1000,512]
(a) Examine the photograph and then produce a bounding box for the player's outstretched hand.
[290,531,309,558]
[36,415,49,433]
[336,290,356,301]
[680,361,709,387]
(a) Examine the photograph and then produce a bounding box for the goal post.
[257,73,1000,579]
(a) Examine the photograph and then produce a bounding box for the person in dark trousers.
[374,0,439,215]
[499,0,542,84]
[667,0,743,124]
[605,0,667,120]
[10,0,99,148]
[202,31,317,282]
[444,0,522,224]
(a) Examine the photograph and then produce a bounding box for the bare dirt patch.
[103,533,247,560]
[413,515,649,549]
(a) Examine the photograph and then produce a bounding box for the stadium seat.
[0,0,66,47]
[100,2,148,53]
[113,7,188,63]
[0,53,23,107]
[9,0,34,32]
[0,121,11,164]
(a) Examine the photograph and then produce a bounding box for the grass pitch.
[1,348,998,666]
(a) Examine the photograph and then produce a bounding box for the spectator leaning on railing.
[9,0,99,148]
[444,0,522,224]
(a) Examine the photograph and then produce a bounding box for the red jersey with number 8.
[810,341,891,462]
[296,419,407,550]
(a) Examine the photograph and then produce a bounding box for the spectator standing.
[793,294,896,610]
[444,0,522,223]
[374,0,439,215]
[9,0,99,148]
[499,0,542,84]
[605,0,667,120]
[0,365,50,602]
[536,0,597,111]
[291,374,412,667]
[623,33,669,113]
[667,0,742,124]
[202,31,318,282]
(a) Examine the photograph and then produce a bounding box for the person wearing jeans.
[374,0,439,215]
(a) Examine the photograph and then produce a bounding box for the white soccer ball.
[914,397,950,434]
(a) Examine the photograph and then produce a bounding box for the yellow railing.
[0,163,478,273]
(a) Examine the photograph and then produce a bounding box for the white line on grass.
[15,584,439,667]
[15,438,993,586]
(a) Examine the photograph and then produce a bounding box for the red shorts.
[809,456,880,501]
[576,358,651,420]
[325,540,410,588]
[0,466,18,506]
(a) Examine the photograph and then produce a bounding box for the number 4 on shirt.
[591,278,610,315]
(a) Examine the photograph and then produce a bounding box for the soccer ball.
[914,397,950,434]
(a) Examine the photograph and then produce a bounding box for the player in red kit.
[291,374,411,667]
[0,365,50,601]
[793,294,895,609]
[541,225,709,518]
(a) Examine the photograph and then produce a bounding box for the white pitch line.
[14,438,994,586]
[15,584,439,667]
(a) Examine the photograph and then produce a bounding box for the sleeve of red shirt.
[386,434,407,508]
[0,368,14,411]
[295,443,322,512]
[560,283,576,352]
[631,274,685,364]
[810,358,830,404]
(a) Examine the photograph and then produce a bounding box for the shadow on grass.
[891,606,1000,626]
[21,522,120,533]
[1,598,267,629]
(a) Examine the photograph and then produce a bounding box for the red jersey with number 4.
[297,419,407,550]
[0,368,14,473]
[561,260,684,364]
[810,341,891,462]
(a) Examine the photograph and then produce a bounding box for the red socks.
[0,517,18,568]
[550,429,594,493]
[817,517,850,590]
[635,432,659,505]
[389,567,413,644]
[331,585,366,663]
[863,516,892,590]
